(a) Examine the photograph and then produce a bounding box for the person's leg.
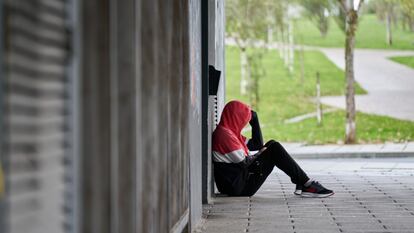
[263,140,310,185]
[239,151,276,196]
[240,140,333,197]
[264,140,334,197]
[240,140,309,196]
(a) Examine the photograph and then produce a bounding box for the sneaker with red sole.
[301,181,334,198]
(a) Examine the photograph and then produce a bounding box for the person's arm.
[246,110,264,151]
[243,146,267,167]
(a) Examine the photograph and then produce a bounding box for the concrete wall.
[80,0,203,232]
[1,1,73,233]
[0,0,221,232]
[189,0,203,229]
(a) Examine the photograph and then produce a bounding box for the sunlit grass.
[226,46,414,144]
[293,14,414,50]
[389,56,414,69]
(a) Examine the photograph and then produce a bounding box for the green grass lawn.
[294,14,414,50]
[389,56,414,69]
[226,46,414,144]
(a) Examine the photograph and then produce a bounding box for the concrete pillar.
[203,0,225,204]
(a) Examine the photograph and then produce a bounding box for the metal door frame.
[67,0,82,232]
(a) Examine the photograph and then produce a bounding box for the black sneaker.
[294,184,302,195]
[301,181,334,198]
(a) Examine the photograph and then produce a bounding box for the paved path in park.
[199,158,414,233]
[319,48,414,121]
[283,141,414,159]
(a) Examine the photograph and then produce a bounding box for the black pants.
[240,140,309,196]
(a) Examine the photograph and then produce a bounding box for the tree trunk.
[278,28,284,59]
[284,25,289,68]
[344,10,358,144]
[250,66,259,110]
[386,12,393,46]
[300,44,305,86]
[288,20,294,73]
[402,16,407,31]
[316,72,322,125]
[410,18,414,32]
[267,25,273,50]
[319,13,329,38]
[240,49,248,95]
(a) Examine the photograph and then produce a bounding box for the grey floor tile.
[201,158,414,233]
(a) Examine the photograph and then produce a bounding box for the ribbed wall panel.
[2,0,72,233]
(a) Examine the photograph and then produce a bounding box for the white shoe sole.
[294,190,302,195]
[301,192,334,198]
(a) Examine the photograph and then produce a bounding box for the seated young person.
[212,100,334,197]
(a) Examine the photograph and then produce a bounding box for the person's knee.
[264,140,275,147]
[265,140,281,148]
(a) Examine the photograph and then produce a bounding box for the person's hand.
[249,110,258,124]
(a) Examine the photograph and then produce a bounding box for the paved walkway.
[320,48,414,122]
[283,142,414,159]
[199,158,414,233]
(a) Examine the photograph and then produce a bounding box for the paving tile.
[291,146,323,154]
[354,144,385,153]
[393,162,414,170]
[382,143,406,152]
[283,143,414,159]
[404,142,414,152]
[361,162,397,170]
[334,144,364,153]
[200,158,414,233]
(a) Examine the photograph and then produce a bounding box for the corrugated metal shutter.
[2,0,73,232]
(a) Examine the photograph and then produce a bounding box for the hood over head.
[213,100,251,156]
[219,100,251,134]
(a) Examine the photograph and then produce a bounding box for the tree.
[273,1,287,62]
[226,0,268,107]
[332,4,347,32]
[337,0,364,144]
[268,0,296,73]
[374,0,399,45]
[247,53,266,110]
[300,0,332,37]
[400,0,414,31]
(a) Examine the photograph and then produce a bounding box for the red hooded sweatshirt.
[212,100,253,195]
[212,100,251,163]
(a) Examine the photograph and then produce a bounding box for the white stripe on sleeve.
[212,149,246,163]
